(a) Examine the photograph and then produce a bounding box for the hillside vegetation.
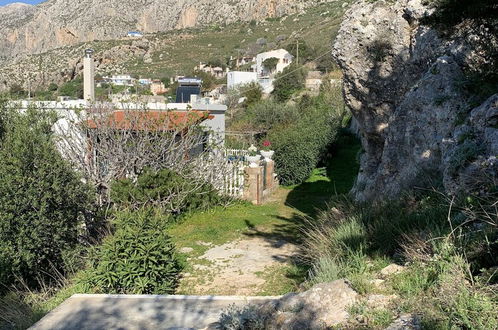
[0,1,351,95]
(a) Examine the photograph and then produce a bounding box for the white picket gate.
[195,149,248,198]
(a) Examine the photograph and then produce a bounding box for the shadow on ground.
[286,132,361,218]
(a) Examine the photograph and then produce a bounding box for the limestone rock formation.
[333,0,498,201]
[255,280,358,329]
[0,41,149,94]
[0,0,332,60]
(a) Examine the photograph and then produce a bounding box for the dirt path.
[179,236,298,295]
[176,189,302,296]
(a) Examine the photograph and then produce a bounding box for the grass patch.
[0,275,89,330]
[301,192,498,328]
[168,200,298,257]
[256,264,307,296]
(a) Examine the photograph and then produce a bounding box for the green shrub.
[0,108,92,289]
[268,111,339,185]
[241,82,263,108]
[47,83,58,92]
[85,209,181,294]
[110,168,222,214]
[272,65,306,102]
[58,77,83,99]
[262,57,279,72]
[285,39,314,64]
[244,100,299,131]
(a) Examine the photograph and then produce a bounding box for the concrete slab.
[30,294,281,330]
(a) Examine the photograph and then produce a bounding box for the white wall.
[12,100,227,153]
[227,71,258,90]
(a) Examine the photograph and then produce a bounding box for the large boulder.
[333,0,498,201]
[271,280,358,329]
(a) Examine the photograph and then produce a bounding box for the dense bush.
[85,209,181,294]
[244,100,299,131]
[0,108,92,289]
[268,98,342,185]
[285,39,314,64]
[241,82,263,108]
[110,168,222,214]
[262,57,279,72]
[58,77,83,99]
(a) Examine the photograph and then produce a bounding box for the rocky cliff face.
[0,0,330,59]
[333,0,498,201]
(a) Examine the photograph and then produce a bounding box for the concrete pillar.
[83,49,95,102]
[244,166,264,205]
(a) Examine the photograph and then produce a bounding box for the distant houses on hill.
[127,31,143,38]
[194,63,228,79]
[227,48,294,93]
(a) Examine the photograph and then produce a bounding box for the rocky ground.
[207,264,421,329]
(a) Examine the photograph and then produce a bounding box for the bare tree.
[54,103,238,208]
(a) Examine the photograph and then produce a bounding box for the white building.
[253,49,294,78]
[227,71,258,90]
[105,75,136,86]
[127,31,143,38]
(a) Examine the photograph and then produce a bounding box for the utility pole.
[296,39,299,66]
[28,75,31,100]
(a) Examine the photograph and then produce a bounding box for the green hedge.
[269,110,340,186]
[0,108,92,289]
[85,209,181,294]
[244,100,299,131]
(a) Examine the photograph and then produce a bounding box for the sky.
[0,0,44,6]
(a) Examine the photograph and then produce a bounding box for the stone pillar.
[83,49,95,102]
[264,160,275,191]
[244,166,264,205]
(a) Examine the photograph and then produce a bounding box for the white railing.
[224,148,249,158]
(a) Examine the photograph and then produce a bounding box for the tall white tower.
[83,49,95,102]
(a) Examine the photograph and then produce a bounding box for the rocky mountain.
[334,0,498,201]
[0,0,349,93]
[0,0,333,59]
